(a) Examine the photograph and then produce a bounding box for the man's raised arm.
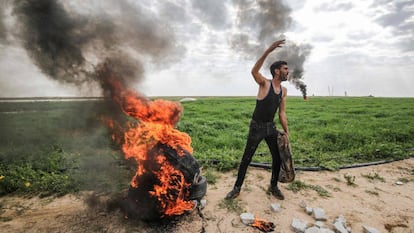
[251,39,285,85]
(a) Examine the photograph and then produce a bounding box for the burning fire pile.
[97,63,206,220]
[252,215,276,232]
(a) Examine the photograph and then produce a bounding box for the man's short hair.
[270,61,287,77]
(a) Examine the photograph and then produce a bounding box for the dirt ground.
[1,158,413,233]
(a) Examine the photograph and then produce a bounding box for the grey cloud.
[346,30,375,41]
[327,50,413,67]
[398,40,414,51]
[340,40,370,49]
[373,0,414,50]
[286,0,306,10]
[311,34,335,43]
[375,2,413,28]
[0,9,5,43]
[314,1,354,12]
[160,1,189,23]
[191,0,230,30]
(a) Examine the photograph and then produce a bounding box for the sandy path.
[1,158,413,233]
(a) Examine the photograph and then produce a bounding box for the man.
[225,39,289,200]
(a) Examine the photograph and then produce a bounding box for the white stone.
[291,218,308,233]
[362,225,380,233]
[333,221,349,233]
[315,221,325,228]
[313,208,327,221]
[334,215,347,227]
[396,181,404,185]
[240,212,255,225]
[271,203,281,212]
[299,200,307,208]
[305,207,313,215]
[320,228,335,233]
[199,199,207,209]
[305,226,320,233]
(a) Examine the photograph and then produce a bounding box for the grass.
[361,172,385,182]
[365,190,379,196]
[218,199,245,214]
[286,180,331,197]
[178,97,414,170]
[0,146,78,196]
[203,168,220,185]
[343,174,357,186]
[0,96,413,196]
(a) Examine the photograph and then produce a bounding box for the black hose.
[249,156,414,171]
[198,153,414,171]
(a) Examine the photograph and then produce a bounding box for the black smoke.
[11,0,180,91]
[0,1,9,44]
[270,42,312,99]
[231,0,311,98]
[13,0,91,85]
[5,0,186,204]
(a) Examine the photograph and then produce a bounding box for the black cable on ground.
[249,155,414,171]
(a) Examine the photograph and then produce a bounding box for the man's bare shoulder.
[282,85,288,96]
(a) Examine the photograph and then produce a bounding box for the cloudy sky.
[0,0,413,98]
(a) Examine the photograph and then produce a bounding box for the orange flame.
[251,215,275,232]
[149,155,195,216]
[99,64,195,217]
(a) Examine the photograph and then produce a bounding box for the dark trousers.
[234,120,281,188]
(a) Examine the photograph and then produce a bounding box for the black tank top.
[252,82,283,122]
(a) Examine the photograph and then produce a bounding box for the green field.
[1,97,413,196]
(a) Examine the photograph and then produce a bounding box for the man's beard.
[281,73,288,81]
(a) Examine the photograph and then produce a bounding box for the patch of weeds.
[204,168,219,185]
[374,187,384,192]
[333,187,341,192]
[287,180,331,197]
[0,146,79,196]
[343,174,357,186]
[218,199,245,214]
[232,170,238,176]
[332,177,341,182]
[0,216,13,222]
[243,186,252,193]
[255,173,264,181]
[287,180,308,193]
[319,160,340,171]
[326,184,341,192]
[397,177,410,183]
[365,190,379,196]
[312,185,331,197]
[361,172,385,182]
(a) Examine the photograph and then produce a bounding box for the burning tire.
[123,143,207,220]
[188,175,207,200]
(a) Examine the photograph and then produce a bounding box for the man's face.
[279,65,289,81]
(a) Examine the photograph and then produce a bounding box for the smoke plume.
[270,42,312,98]
[0,1,8,44]
[231,0,311,98]
[11,0,180,92]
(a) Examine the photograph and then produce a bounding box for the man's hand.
[251,39,285,85]
[266,39,285,53]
